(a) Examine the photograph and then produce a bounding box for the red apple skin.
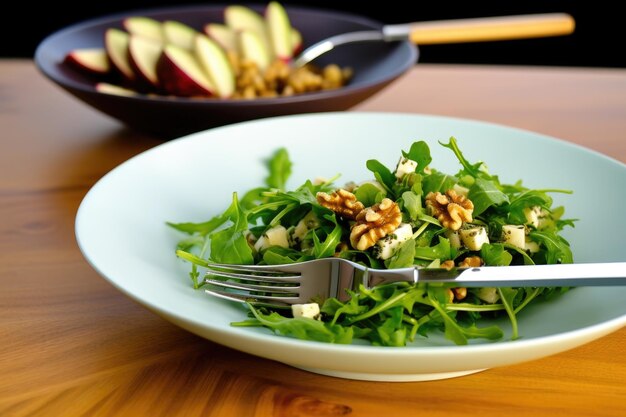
[105,28,136,83]
[128,52,157,93]
[127,37,163,93]
[156,51,214,97]
[291,30,303,56]
[292,41,303,57]
[64,49,110,76]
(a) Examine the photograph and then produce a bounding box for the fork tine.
[205,288,298,304]
[207,263,301,277]
[205,278,299,294]
[205,268,300,282]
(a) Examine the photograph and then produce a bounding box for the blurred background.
[2,0,623,68]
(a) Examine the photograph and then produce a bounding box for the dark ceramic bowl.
[35,4,417,138]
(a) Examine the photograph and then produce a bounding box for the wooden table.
[1,60,625,417]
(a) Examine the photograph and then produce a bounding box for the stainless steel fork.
[203,258,626,306]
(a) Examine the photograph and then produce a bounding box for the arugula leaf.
[240,304,354,344]
[440,137,486,178]
[414,236,452,261]
[262,247,299,264]
[374,307,407,346]
[312,215,343,259]
[401,191,422,221]
[166,214,226,236]
[428,286,503,345]
[209,193,254,264]
[497,287,520,340]
[265,148,292,190]
[385,239,416,269]
[354,182,386,207]
[366,159,396,194]
[239,187,268,210]
[402,141,432,174]
[469,178,509,216]
[529,230,573,264]
[421,171,457,195]
[480,243,513,266]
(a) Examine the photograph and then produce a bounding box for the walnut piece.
[440,260,455,270]
[451,287,467,301]
[458,256,483,268]
[316,189,364,220]
[425,189,474,231]
[349,198,402,250]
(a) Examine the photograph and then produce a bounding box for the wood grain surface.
[0,60,625,417]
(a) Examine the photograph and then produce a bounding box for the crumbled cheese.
[459,225,489,251]
[502,225,526,249]
[525,238,541,253]
[289,211,319,246]
[375,223,413,260]
[254,225,290,252]
[394,157,418,179]
[292,303,320,319]
[524,206,541,228]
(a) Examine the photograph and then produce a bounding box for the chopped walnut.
[440,260,455,270]
[458,256,483,268]
[350,198,402,250]
[453,256,483,302]
[451,287,467,301]
[425,189,474,231]
[316,189,365,220]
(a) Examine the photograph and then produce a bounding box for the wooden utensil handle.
[384,13,575,44]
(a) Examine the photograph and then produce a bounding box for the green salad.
[169,138,575,346]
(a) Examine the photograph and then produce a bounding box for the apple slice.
[123,16,164,42]
[163,20,197,50]
[64,48,110,75]
[95,82,138,96]
[157,44,215,97]
[204,23,238,53]
[105,28,135,81]
[265,1,293,61]
[224,5,272,58]
[195,34,235,98]
[128,35,163,89]
[291,28,303,56]
[238,30,271,71]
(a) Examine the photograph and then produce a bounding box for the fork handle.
[383,13,575,44]
[423,262,626,287]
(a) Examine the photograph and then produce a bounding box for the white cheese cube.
[525,238,541,253]
[292,303,320,319]
[536,208,552,230]
[523,206,541,228]
[375,223,414,260]
[254,225,290,252]
[459,225,489,251]
[502,225,526,249]
[290,211,319,245]
[394,157,418,179]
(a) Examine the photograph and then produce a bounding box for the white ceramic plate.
[76,112,626,381]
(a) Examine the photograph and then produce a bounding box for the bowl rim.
[34,3,419,106]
